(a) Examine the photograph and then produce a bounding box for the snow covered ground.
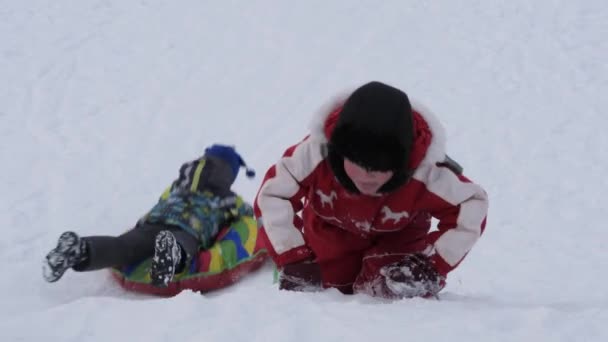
[1,1,607,341]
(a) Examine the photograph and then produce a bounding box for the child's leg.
[74,223,168,271]
[74,223,200,272]
[353,212,432,298]
[148,228,199,287]
[318,253,364,294]
[170,229,199,263]
[43,224,200,283]
[300,217,371,293]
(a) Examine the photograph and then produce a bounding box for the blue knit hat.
[204,144,255,182]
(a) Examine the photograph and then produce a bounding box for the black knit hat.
[327,81,414,193]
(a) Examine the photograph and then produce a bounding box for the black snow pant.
[73,223,199,272]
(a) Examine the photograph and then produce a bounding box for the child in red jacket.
[254,81,488,298]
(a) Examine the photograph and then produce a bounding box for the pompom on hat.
[204,144,256,183]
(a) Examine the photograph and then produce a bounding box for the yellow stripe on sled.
[208,245,223,273]
[243,217,257,254]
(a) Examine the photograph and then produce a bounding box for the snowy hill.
[1,1,607,341]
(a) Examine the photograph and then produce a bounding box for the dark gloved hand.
[278,260,322,292]
[379,253,445,298]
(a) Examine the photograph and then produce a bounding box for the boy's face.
[343,158,394,196]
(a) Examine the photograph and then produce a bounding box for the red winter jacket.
[254,99,488,276]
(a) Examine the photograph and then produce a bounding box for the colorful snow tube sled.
[111,216,267,296]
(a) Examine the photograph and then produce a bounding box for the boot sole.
[150,231,180,288]
[42,232,80,283]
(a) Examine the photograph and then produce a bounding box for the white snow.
[1,0,607,341]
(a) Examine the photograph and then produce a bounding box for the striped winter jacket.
[139,156,254,249]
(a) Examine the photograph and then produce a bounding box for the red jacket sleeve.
[254,136,325,266]
[414,164,489,276]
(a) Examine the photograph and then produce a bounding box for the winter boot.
[150,230,183,288]
[278,260,323,292]
[378,253,445,299]
[43,231,88,282]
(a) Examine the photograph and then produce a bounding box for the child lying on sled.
[43,144,255,288]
